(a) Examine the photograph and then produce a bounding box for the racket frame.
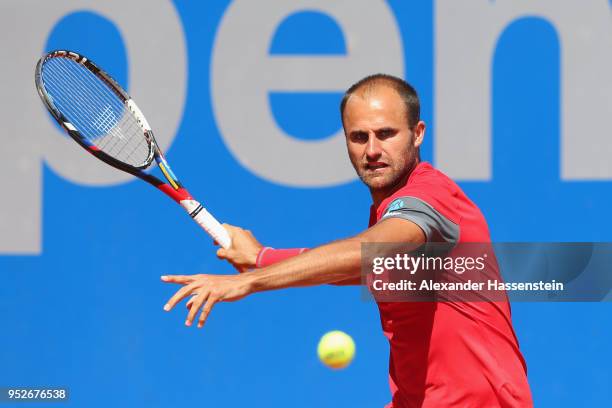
[35,50,231,247]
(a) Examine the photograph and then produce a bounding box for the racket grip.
[180,200,232,248]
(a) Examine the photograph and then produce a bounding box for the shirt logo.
[384,199,405,217]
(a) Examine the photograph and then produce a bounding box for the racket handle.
[180,200,232,248]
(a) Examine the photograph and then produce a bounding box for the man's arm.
[162,218,425,327]
[216,223,414,286]
[247,217,425,291]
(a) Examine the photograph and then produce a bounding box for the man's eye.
[352,133,368,143]
[379,129,394,138]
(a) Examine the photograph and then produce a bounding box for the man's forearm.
[245,238,362,293]
[329,277,362,286]
[241,217,425,292]
[254,247,361,286]
[256,247,309,268]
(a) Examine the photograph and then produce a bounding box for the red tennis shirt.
[257,161,533,407]
[371,162,532,407]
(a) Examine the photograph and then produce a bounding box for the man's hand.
[161,273,253,328]
[161,218,425,328]
[216,224,263,272]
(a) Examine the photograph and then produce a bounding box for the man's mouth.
[365,162,389,171]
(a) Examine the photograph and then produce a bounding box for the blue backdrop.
[1,1,610,407]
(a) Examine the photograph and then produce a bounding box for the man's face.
[343,85,423,192]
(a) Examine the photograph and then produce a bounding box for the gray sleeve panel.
[380,196,460,244]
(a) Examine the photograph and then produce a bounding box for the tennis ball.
[317,330,355,369]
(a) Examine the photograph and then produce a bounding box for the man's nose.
[365,134,382,159]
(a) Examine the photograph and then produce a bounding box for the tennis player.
[162,74,533,407]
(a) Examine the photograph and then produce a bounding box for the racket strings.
[46,58,149,164]
[45,60,148,165]
[47,58,137,150]
[45,60,127,145]
[44,67,111,137]
[41,57,152,168]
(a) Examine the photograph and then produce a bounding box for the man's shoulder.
[388,162,484,226]
[399,162,460,198]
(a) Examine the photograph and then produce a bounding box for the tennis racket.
[34,50,231,248]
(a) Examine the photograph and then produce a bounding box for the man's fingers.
[216,248,227,259]
[198,296,219,328]
[222,223,241,238]
[161,275,193,284]
[186,293,198,310]
[186,292,208,326]
[164,282,199,311]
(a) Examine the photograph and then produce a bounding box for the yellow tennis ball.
[317,330,356,369]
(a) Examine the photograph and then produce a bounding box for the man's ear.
[413,121,426,148]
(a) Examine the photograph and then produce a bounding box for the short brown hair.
[340,73,420,128]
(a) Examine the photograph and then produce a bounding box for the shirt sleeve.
[380,196,459,243]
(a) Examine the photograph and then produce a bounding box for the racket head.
[35,50,155,172]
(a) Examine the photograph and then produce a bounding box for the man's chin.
[357,162,414,194]
[361,175,394,190]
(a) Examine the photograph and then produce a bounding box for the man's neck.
[370,160,419,209]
